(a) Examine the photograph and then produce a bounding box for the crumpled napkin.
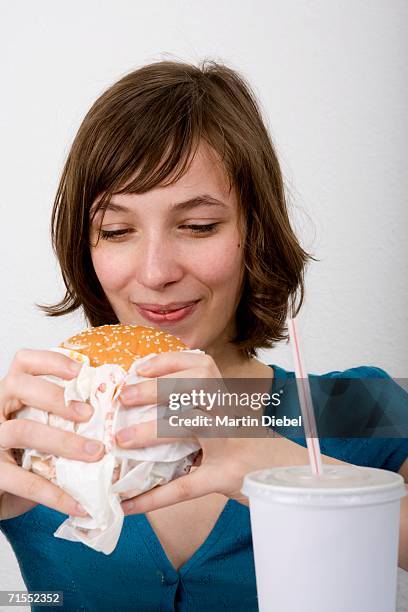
[16,347,202,554]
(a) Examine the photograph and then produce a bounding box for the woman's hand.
[0,349,106,521]
[115,351,279,514]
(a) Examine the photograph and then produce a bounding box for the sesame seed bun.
[59,324,188,370]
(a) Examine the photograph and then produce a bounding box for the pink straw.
[287,317,323,475]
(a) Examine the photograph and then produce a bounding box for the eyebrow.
[90,195,229,216]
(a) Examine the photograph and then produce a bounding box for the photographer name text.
[167,414,302,428]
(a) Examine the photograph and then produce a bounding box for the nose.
[135,233,184,290]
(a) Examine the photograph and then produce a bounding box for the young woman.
[1,60,407,611]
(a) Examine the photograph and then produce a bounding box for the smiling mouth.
[135,301,201,323]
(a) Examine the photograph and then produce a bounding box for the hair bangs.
[89,94,207,232]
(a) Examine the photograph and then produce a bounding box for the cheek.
[91,249,128,292]
[189,236,244,290]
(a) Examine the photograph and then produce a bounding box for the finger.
[120,367,223,407]
[0,419,105,462]
[134,351,215,378]
[115,417,196,448]
[9,348,83,379]
[0,462,89,517]
[121,465,217,514]
[119,379,157,407]
[2,372,93,422]
[116,405,222,448]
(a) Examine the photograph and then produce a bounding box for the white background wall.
[1,0,407,604]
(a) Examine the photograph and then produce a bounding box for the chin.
[170,331,201,350]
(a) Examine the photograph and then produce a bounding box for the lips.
[135,300,199,313]
[135,300,200,324]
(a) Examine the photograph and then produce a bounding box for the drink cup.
[242,464,406,612]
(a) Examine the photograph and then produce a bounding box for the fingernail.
[137,358,156,374]
[136,365,150,374]
[116,429,133,443]
[84,440,104,455]
[73,402,92,417]
[75,502,89,516]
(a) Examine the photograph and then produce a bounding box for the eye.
[99,228,131,240]
[98,223,220,241]
[180,223,219,234]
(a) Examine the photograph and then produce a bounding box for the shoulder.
[268,363,391,380]
[269,363,408,473]
[312,365,391,380]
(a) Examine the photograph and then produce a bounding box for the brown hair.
[39,59,312,358]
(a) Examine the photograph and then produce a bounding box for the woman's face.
[90,142,245,357]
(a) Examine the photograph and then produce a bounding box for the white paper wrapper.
[17,347,202,554]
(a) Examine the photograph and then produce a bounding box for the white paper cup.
[242,464,406,612]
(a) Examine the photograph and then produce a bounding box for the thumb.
[122,464,219,514]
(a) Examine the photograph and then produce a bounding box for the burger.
[60,323,188,370]
[26,323,196,482]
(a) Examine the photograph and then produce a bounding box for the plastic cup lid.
[241,465,406,506]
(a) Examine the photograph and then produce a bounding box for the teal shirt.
[1,364,407,611]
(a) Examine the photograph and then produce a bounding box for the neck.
[204,339,251,378]
[205,339,274,389]
[215,351,250,378]
[200,321,272,380]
